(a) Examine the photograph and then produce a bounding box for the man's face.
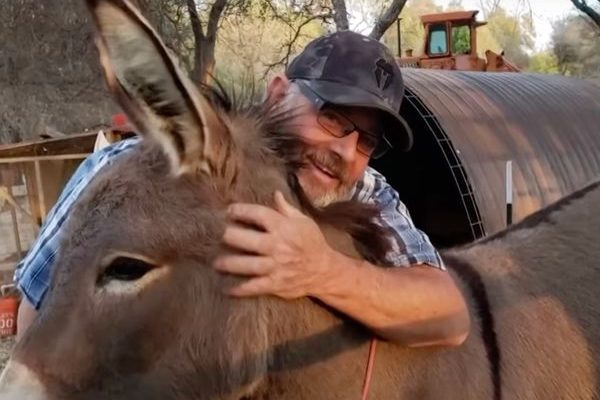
[278,86,383,207]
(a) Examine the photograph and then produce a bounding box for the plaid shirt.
[14,138,443,310]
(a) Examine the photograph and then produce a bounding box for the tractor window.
[452,24,471,54]
[428,24,448,55]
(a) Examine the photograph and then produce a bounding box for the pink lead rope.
[360,338,378,400]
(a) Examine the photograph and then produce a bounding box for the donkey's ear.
[86,0,229,175]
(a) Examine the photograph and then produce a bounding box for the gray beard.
[303,181,355,207]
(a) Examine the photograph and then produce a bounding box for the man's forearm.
[218,195,470,347]
[312,251,470,347]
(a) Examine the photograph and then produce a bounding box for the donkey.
[1,0,600,399]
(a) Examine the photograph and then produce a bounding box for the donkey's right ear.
[86,0,229,176]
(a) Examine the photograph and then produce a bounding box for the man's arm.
[306,253,469,347]
[340,168,469,345]
[214,191,470,347]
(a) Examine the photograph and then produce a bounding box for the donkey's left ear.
[86,0,229,176]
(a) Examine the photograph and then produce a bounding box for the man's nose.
[330,131,360,163]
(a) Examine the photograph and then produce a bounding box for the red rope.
[360,338,378,400]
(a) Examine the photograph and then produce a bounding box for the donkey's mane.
[195,80,392,265]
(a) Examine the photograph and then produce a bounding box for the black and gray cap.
[286,30,413,152]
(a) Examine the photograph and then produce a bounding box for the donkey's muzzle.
[0,360,48,400]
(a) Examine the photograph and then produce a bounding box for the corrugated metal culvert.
[372,69,600,248]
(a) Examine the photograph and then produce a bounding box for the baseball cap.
[286,30,413,152]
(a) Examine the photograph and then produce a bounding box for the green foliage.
[476,24,502,57]
[569,0,600,30]
[381,0,442,57]
[137,1,198,73]
[214,1,326,94]
[142,0,597,86]
[485,6,535,68]
[452,25,471,54]
[551,15,600,80]
[527,51,560,74]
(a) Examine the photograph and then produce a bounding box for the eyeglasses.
[292,79,394,159]
[316,108,392,159]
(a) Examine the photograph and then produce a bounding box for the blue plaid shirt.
[14,138,443,309]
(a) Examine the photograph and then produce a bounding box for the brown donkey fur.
[1,1,600,399]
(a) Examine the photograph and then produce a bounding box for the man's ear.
[265,74,291,108]
[86,0,231,176]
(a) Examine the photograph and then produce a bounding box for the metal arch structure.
[372,69,600,247]
[403,86,485,240]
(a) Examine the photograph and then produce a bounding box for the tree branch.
[369,0,408,40]
[262,12,331,79]
[186,0,205,43]
[571,0,600,29]
[331,0,349,30]
[206,0,229,39]
[187,0,206,82]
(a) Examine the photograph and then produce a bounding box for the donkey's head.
[0,1,388,399]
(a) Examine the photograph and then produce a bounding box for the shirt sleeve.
[353,167,445,269]
[13,137,139,309]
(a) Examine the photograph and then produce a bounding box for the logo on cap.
[374,58,394,91]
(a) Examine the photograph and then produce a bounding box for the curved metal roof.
[402,69,600,235]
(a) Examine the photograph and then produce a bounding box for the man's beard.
[299,149,355,207]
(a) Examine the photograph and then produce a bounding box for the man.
[15,31,469,347]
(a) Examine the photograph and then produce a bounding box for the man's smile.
[307,157,340,186]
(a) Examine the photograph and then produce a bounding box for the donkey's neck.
[256,292,493,400]
[251,296,372,400]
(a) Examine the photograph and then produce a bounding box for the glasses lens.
[318,109,354,138]
[318,108,390,159]
[357,132,379,156]
[369,135,392,159]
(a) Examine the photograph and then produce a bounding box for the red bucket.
[0,285,19,337]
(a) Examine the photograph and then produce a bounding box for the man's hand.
[214,192,470,347]
[214,191,337,299]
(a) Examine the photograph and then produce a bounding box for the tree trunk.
[571,0,600,30]
[198,36,217,83]
[331,0,349,31]
[187,0,228,84]
[369,0,408,40]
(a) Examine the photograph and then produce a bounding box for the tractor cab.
[398,10,519,72]
[421,11,485,70]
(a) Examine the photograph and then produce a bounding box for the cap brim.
[298,79,413,152]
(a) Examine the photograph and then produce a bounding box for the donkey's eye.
[97,256,157,286]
